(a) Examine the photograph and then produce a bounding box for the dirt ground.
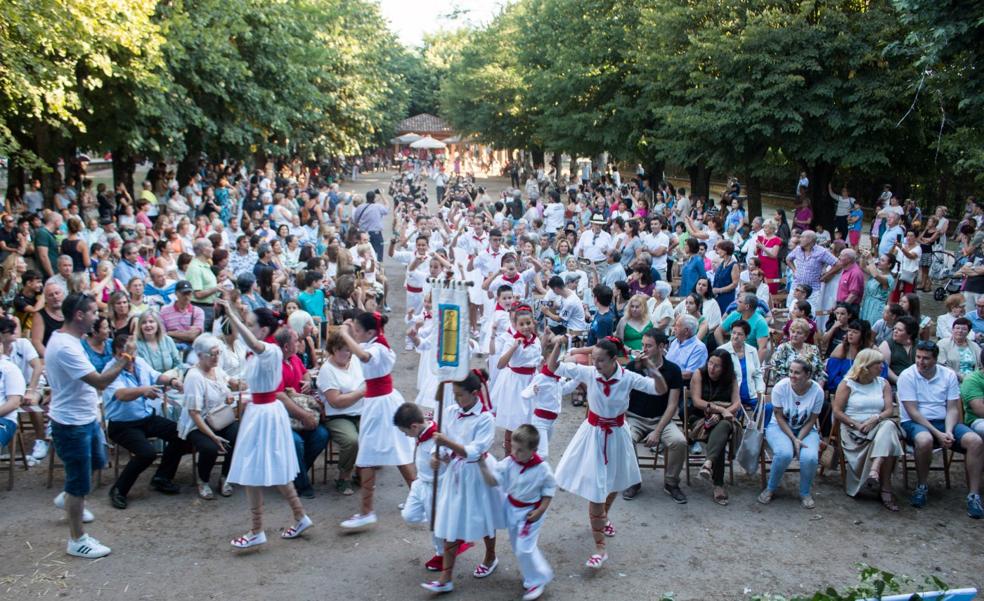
[0,171,979,601]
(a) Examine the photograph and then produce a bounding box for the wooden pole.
[430,380,447,532]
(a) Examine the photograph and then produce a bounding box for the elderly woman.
[759,359,824,509]
[721,319,766,415]
[135,311,183,376]
[858,251,896,325]
[937,293,966,340]
[938,317,983,381]
[711,240,740,313]
[770,318,826,387]
[179,334,241,500]
[690,348,741,506]
[648,281,675,337]
[832,349,902,510]
[287,309,319,369]
[316,330,366,496]
[615,294,652,352]
[679,238,706,297]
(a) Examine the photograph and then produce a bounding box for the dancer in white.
[491,304,541,455]
[339,312,416,530]
[546,336,667,569]
[220,303,312,549]
[521,334,577,459]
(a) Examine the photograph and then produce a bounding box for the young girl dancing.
[491,304,540,455]
[547,337,667,569]
[339,312,416,530]
[521,333,576,459]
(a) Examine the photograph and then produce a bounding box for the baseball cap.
[175,280,193,293]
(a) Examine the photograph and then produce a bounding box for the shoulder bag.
[735,400,765,475]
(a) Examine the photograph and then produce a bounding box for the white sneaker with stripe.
[67,534,111,558]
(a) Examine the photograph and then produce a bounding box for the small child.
[480,425,555,601]
[491,304,541,456]
[394,402,473,572]
[486,285,514,383]
[423,371,503,595]
[297,270,326,321]
[520,335,576,459]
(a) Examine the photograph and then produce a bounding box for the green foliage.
[747,564,952,601]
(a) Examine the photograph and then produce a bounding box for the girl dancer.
[491,304,541,455]
[521,333,576,459]
[220,302,312,549]
[339,312,416,530]
[546,337,667,569]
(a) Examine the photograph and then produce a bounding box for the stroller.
[929,250,963,301]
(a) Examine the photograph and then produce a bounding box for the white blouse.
[361,339,395,382]
[316,357,365,417]
[244,342,283,393]
[178,366,233,438]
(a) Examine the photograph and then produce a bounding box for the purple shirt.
[788,245,836,291]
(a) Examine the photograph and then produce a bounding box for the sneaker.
[297,486,315,499]
[472,557,498,578]
[621,483,641,500]
[231,530,267,549]
[801,495,816,509]
[523,585,545,601]
[757,489,774,505]
[150,476,181,495]
[910,484,929,508]
[219,478,234,497]
[420,580,453,594]
[53,492,94,523]
[424,554,444,572]
[340,512,377,530]
[108,486,128,510]
[66,534,111,559]
[281,515,313,539]
[31,439,49,460]
[967,493,983,519]
[664,484,688,504]
[198,483,215,500]
[405,340,415,351]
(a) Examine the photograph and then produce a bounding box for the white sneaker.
[31,439,49,460]
[67,534,111,558]
[281,515,313,539]
[340,512,377,530]
[53,492,94,523]
[231,530,267,549]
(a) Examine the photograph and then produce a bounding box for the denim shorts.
[50,420,108,497]
[0,419,16,447]
[901,419,975,454]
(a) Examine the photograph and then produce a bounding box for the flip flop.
[713,489,729,506]
[880,490,900,512]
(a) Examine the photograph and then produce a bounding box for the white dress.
[227,342,299,486]
[553,363,656,503]
[414,316,440,410]
[492,335,542,431]
[486,310,512,385]
[434,404,505,541]
[355,340,414,467]
[816,269,842,332]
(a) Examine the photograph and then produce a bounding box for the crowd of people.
[0,159,983,601]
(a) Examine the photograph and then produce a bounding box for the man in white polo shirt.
[46,293,136,558]
[897,341,983,518]
[574,214,613,264]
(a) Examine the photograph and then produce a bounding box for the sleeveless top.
[40,310,65,348]
[623,320,652,351]
[60,237,85,272]
[713,259,737,311]
[700,371,733,413]
[887,340,915,377]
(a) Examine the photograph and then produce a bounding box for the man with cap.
[159,280,204,352]
[575,213,614,264]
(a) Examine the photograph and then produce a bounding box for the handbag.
[288,393,322,431]
[899,268,918,284]
[688,417,711,443]
[736,401,765,475]
[205,402,236,431]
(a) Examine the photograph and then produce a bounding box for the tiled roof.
[396,113,454,136]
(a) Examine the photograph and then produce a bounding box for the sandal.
[472,557,498,578]
[880,490,900,512]
[713,488,729,506]
[698,463,713,482]
[585,553,608,569]
[602,521,616,537]
[335,479,355,496]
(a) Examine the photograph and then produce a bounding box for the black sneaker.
[664,484,688,504]
[108,486,128,510]
[150,476,181,495]
[298,487,316,499]
[621,483,641,500]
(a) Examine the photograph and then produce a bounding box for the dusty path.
[0,170,977,601]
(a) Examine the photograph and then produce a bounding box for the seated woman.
[826,319,875,393]
[721,320,766,419]
[781,300,817,344]
[770,318,826,388]
[178,334,242,500]
[81,316,114,373]
[938,317,982,383]
[134,310,183,378]
[831,349,902,511]
[678,292,709,342]
[821,304,855,358]
[317,330,366,496]
[936,293,965,340]
[614,294,652,352]
[879,315,918,386]
[690,348,741,506]
[758,359,824,509]
[287,310,320,370]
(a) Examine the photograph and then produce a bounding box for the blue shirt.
[82,338,114,373]
[103,357,162,422]
[666,336,708,376]
[587,308,616,346]
[679,256,707,297]
[114,259,148,286]
[144,282,177,308]
[969,310,984,336]
[879,225,905,257]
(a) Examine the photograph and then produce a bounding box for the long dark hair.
[700,348,736,404]
[903,292,922,326]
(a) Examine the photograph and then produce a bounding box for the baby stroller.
[929,250,963,301]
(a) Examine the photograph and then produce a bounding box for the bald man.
[835,248,864,314]
[786,230,836,314]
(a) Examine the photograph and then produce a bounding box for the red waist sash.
[406,285,423,293]
[533,408,558,420]
[510,366,535,375]
[508,495,542,509]
[365,375,394,397]
[252,391,278,405]
[586,410,625,465]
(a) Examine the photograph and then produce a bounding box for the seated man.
[898,341,983,518]
[0,352,25,451]
[159,280,204,349]
[104,333,188,509]
[143,267,176,309]
[666,314,708,384]
[623,329,686,503]
[959,358,984,441]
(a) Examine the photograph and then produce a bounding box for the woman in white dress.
[339,312,416,530]
[491,305,541,456]
[546,337,667,570]
[220,303,312,549]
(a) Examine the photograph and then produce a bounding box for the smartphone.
[896,234,902,243]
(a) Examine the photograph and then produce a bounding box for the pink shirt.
[159,302,204,335]
[836,262,865,303]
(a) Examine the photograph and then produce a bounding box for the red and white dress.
[491,454,556,590]
[355,338,414,467]
[553,363,657,502]
[521,365,577,459]
[491,333,541,431]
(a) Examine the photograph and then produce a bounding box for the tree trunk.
[530,147,544,167]
[808,161,837,230]
[176,153,199,188]
[643,158,665,189]
[5,163,26,204]
[686,160,712,201]
[112,151,137,197]
[744,173,763,220]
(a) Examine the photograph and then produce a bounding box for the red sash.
[365,375,394,397]
[508,495,542,509]
[406,285,423,293]
[510,366,535,375]
[252,391,278,405]
[533,408,558,420]
[587,411,625,465]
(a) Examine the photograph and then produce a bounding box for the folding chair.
[319,438,342,484]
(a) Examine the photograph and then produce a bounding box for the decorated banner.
[429,279,471,382]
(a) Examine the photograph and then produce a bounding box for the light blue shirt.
[878,225,905,257]
[969,310,984,336]
[103,357,162,422]
[666,335,708,376]
[114,259,148,286]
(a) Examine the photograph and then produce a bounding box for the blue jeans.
[0,419,16,447]
[293,425,329,492]
[765,425,820,497]
[900,419,975,454]
[50,420,108,497]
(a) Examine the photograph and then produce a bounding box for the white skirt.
[227,401,299,487]
[356,391,414,467]
[492,369,533,431]
[434,457,505,541]
[555,420,641,503]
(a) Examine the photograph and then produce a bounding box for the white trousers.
[506,505,553,589]
[402,478,444,555]
[530,414,556,459]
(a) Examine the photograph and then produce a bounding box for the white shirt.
[555,293,587,331]
[0,358,26,425]
[770,378,824,430]
[555,363,657,417]
[317,357,365,417]
[897,364,960,422]
[5,338,38,385]
[45,331,100,425]
[543,203,566,234]
[644,231,670,271]
[178,366,233,438]
[491,455,557,506]
[575,229,613,262]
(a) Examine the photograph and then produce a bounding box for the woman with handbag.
[690,348,741,506]
[178,334,242,500]
[831,349,902,511]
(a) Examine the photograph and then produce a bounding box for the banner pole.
[429,380,446,532]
